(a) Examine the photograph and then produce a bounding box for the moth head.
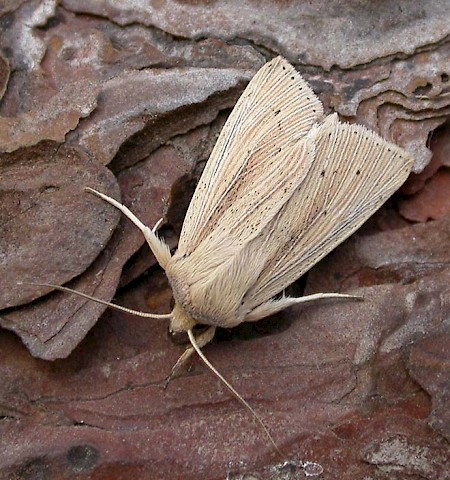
[169,302,197,333]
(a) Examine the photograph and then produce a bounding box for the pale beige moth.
[41,56,413,448]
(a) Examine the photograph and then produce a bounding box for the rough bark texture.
[0,1,449,479]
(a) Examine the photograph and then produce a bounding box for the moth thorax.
[170,303,197,333]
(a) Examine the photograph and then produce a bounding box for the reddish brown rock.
[305,216,450,292]
[403,123,450,195]
[0,1,449,479]
[0,231,122,360]
[399,123,450,221]
[73,66,256,167]
[399,169,450,221]
[409,333,450,443]
[0,5,262,164]
[0,142,120,309]
[0,80,100,152]
[63,0,449,70]
[330,43,450,171]
[0,1,27,16]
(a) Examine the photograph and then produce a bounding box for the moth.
[42,56,413,449]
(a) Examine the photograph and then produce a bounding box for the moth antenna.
[187,329,283,457]
[85,187,172,269]
[20,282,172,319]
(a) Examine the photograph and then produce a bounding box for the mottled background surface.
[0,1,449,479]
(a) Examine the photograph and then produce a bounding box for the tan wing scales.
[177,56,323,255]
[243,114,413,311]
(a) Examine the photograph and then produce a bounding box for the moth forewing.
[240,113,413,312]
[177,56,323,255]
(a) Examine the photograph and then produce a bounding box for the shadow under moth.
[40,56,414,452]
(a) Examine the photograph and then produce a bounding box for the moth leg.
[152,218,163,232]
[163,326,216,388]
[85,187,171,269]
[245,292,362,322]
